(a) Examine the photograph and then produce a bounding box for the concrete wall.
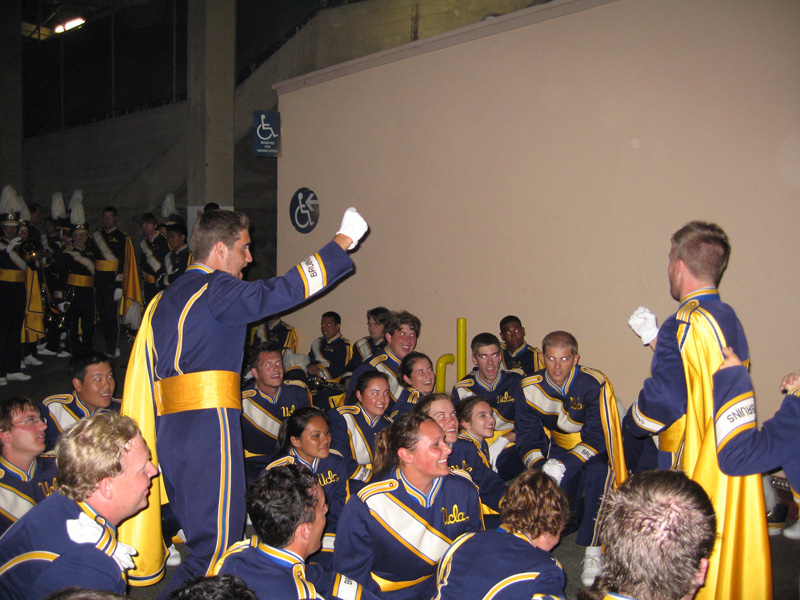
[274,0,800,416]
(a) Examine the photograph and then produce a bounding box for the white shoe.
[24,355,43,366]
[56,350,71,358]
[115,348,121,357]
[7,372,32,381]
[166,544,182,567]
[0,377,6,386]
[581,553,602,587]
[176,529,186,542]
[38,347,57,356]
[784,521,800,540]
[20,362,26,370]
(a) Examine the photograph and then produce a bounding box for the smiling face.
[473,344,501,384]
[73,362,115,413]
[222,230,252,279]
[462,401,495,442]
[542,345,578,388]
[403,357,435,394]
[427,399,458,444]
[385,325,417,359]
[251,350,284,395]
[167,230,184,251]
[290,416,331,462]
[357,376,390,420]
[401,420,452,487]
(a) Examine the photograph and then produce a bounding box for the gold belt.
[155,370,241,416]
[371,572,432,592]
[67,273,94,287]
[0,269,26,283]
[551,430,582,448]
[143,272,156,284]
[95,259,119,272]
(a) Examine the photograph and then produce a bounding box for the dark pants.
[0,281,25,376]
[67,286,95,354]
[95,274,119,355]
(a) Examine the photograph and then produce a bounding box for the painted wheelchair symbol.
[294,192,319,229]
[256,114,278,141]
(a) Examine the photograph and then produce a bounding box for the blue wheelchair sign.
[253,111,280,156]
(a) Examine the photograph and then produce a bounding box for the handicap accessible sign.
[253,111,280,156]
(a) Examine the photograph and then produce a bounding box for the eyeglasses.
[11,416,47,427]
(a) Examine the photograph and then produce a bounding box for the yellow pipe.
[435,354,455,393]
[457,317,467,381]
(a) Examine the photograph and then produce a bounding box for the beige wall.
[275,0,800,417]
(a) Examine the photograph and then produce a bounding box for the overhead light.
[54,18,85,34]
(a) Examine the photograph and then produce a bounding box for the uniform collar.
[679,286,719,306]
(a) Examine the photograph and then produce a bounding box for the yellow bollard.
[435,354,455,393]
[457,317,467,381]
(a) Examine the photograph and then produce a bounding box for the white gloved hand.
[336,207,368,250]
[627,306,659,345]
[542,458,566,486]
[6,237,21,253]
[113,288,123,302]
[58,302,68,313]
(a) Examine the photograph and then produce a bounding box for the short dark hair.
[0,396,40,438]
[203,202,220,212]
[247,464,319,548]
[454,395,488,426]
[397,351,432,388]
[68,351,113,383]
[348,370,390,406]
[102,206,117,217]
[499,315,522,330]
[670,221,730,285]
[470,333,501,356]
[44,587,128,600]
[366,306,392,327]
[586,470,717,600]
[541,331,578,355]
[385,311,421,338]
[166,222,187,238]
[275,406,328,457]
[166,575,258,600]
[140,212,158,225]
[321,311,341,325]
[191,210,249,261]
[248,342,283,371]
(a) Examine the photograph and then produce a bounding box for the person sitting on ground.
[166,575,257,600]
[435,470,569,600]
[212,463,377,600]
[328,371,392,485]
[345,306,391,378]
[0,396,58,535]
[333,413,483,600]
[0,412,158,600]
[578,470,716,600]
[308,311,352,409]
[40,351,119,450]
[499,315,544,376]
[391,351,436,417]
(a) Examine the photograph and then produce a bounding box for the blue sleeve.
[561,378,606,475]
[328,410,360,479]
[32,548,125,599]
[332,496,381,596]
[515,383,550,469]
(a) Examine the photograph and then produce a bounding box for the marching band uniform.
[0,493,130,599]
[40,227,65,354]
[333,468,483,600]
[0,453,57,536]
[251,318,299,354]
[390,387,422,419]
[434,527,566,600]
[501,342,544,377]
[518,366,622,547]
[140,232,169,305]
[267,448,350,562]
[54,230,98,354]
[120,242,353,592]
[346,348,405,407]
[448,432,507,513]
[157,243,192,290]
[93,225,136,355]
[213,536,378,600]
[309,333,351,409]
[0,217,27,381]
[345,336,385,375]
[40,392,121,451]
[241,378,312,483]
[328,404,391,485]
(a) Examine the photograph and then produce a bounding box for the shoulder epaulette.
[267,456,295,470]
[369,354,389,367]
[337,405,361,416]
[448,468,474,482]
[522,374,543,385]
[579,366,608,385]
[241,389,257,399]
[677,298,700,321]
[42,394,74,406]
[454,377,476,390]
[357,478,398,501]
[283,380,310,391]
[110,398,121,406]
[329,448,344,458]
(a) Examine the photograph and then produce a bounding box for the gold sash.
[94,259,119,272]
[371,572,431,592]
[155,370,241,416]
[67,273,94,287]
[0,268,26,283]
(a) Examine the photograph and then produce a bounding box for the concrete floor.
[8,337,799,599]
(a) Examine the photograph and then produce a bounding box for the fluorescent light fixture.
[54,18,85,34]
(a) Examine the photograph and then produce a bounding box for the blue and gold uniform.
[252,318,298,353]
[241,379,312,483]
[333,468,483,600]
[0,233,27,379]
[267,448,350,561]
[449,432,506,513]
[0,493,128,599]
[713,366,800,505]
[346,348,405,406]
[328,405,391,484]
[345,337,385,375]
[157,244,192,290]
[434,527,566,600]
[622,287,770,600]
[127,241,353,592]
[139,233,169,305]
[391,387,422,419]
[518,366,620,547]
[501,343,544,377]
[213,536,378,600]
[40,392,121,451]
[55,238,98,354]
[0,454,57,536]
[93,226,135,355]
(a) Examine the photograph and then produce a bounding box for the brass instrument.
[308,375,346,393]
[20,238,44,264]
[47,286,75,330]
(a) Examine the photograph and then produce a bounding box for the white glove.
[67,512,137,571]
[58,302,68,313]
[542,458,566,486]
[113,288,123,302]
[627,306,659,345]
[336,207,368,250]
[6,237,21,253]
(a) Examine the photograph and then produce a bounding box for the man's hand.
[781,372,800,394]
[542,458,566,486]
[335,207,368,251]
[5,237,21,253]
[114,288,123,302]
[627,306,659,346]
[716,346,743,372]
[307,364,321,377]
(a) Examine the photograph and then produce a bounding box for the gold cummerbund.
[155,370,241,416]
[371,573,431,592]
[551,430,582,449]
[67,273,94,287]
[95,259,119,272]
[0,268,26,283]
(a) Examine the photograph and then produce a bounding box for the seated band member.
[391,351,435,418]
[517,331,624,586]
[499,315,544,377]
[212,464,377,600]
[579,470,716,600]
[328,371,392,485]
[435,470,569,600]
[345,306,391,377]
[241,343,312,484]
[0,396,58,535]
[333,413,483,600]
[308,311,352,409]
[0,412,158,600]
[267,407,350,564]
[40,351,119,451]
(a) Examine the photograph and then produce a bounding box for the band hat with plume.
[18,195,31,222]
[1,185,22,226]
[70,191,89,234]
[51,192,67,220]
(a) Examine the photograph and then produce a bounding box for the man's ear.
[694,557,710,588]
[98,477,114,501]
[73,377,83,393]
[214,240,228,260]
